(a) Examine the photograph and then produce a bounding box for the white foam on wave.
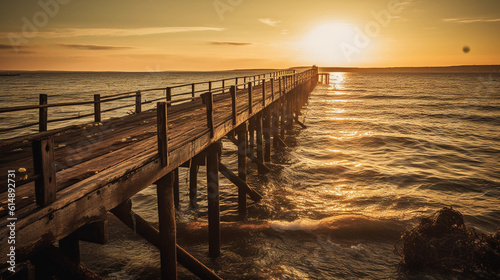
[269,218,322,232]
[268,215,405,240]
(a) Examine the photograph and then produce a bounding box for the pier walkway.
[0,67,319,279]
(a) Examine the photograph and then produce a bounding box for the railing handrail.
[0,68,313,137]
[0,69,299,114]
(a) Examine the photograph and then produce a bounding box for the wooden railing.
[0,69,298,137]
[1,68,318,211]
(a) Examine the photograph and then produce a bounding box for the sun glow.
[301,23,360,65]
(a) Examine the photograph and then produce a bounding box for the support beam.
[206,143,221,258]
[156,173,177,280]
[111,201,222,280]
[219,163,262,202]
[294,116,307,129]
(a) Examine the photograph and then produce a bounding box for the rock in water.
[399,207,500,278]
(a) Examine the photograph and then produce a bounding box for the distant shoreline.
[1,65,499,73]
[305,65,500,73]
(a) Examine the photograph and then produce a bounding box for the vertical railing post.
[208,81,212,92]
[248,82,253,114]
[157,102,168,167]
[279,76,282,97]
[33,136,56,206]
[93,94,101,123]
[202,92,214,138]
[230,85,237,125]
[166,87,172,107]
[271,78,275,101]
[262,79,266,107]
[243,77,246,89]
[222,80,225,93]
[135,91,142,114]
[191,83,195,100]
[39,94,48,132]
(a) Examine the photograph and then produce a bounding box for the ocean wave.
[269,215,405,240]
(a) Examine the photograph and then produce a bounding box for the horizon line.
[1,64,499,73]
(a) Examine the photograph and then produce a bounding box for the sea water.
[1,71,499,279]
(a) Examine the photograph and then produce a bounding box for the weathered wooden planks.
[0,69,318,273]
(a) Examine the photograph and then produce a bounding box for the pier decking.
[0,67,319,279]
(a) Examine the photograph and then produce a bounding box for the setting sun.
[301,23,362,65]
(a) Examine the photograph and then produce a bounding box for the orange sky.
[0,0,499,71]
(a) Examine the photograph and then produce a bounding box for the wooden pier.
[0,67,319,279]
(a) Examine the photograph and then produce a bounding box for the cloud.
[0,44,33,53]
[1,27,224,39]
[58,43,134,50]
[258,18,280,27]
[210,41,252,46]
[443,18,500,23]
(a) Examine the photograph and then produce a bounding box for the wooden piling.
[256,114,264,173]
[249,118,255,156]
[236,123,247,214]
[174,167,180,209]
[263,108,271,162]
[156,173,177,279]
[189,160,198,208]
[272,104,279,149]
[280,96,286,139]
[206,143,221,258]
